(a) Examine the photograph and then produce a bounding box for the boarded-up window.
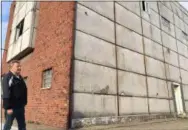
[161,16,170,30]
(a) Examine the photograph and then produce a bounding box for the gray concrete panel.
[149,99,170,113]
[117,2,140,16]
[159,3,174,24]
[167,82,173,98]
[175,27,186,44]
[150,9,160,28]
[165,64,181,82]
[75,31,116,67]
[118,70,147,97]
[74,60,117,94]
[119,97,148,114]
[146,56,166,79]
[183,85,188,100]
[181,69,188,84]
[179,55,188,71]
[78,2,114,20]
[144,37,164,61]
[162,31,177,52]
[148,2,158,13]
[76,4,115,43]
[73,93,117,118]
[115,3,142,34]
[142,19,161,44]
[117,47,145,75]
[147,77,169,98]
[174,15,185,32]
[163,47,179,67]
[177,40,188,57]
[185,101,188,112]
[160,20,175,38]
[170,100,175,113]
[116,24,143,54]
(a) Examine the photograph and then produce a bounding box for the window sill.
[41,87,51,90]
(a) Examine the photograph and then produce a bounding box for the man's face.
[10,63,21,75]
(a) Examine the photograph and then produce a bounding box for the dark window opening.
[142,1,146,11]
[15,19,24,41]
[161,16,170,30]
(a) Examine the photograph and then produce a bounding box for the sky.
[1,2,188,50]
[1,1,11,52]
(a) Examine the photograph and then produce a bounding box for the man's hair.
[9,60,20,68]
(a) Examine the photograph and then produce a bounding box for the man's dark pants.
[3,107,26,130]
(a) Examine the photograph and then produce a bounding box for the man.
[2,60,27,130]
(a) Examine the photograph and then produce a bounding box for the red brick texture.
[2,2,75,129]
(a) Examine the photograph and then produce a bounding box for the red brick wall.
[2,2,75,129]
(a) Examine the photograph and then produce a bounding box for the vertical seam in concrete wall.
[157,1,171,114]
[114,1,119,116]
[69,2,77,129]
[139,1,150,114]
[171,2,187,114]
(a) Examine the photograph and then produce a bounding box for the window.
[15,19,24,41]
[42,69,52,89]
[161,16,170,30]
[142,1,150,13]
[182,31,188,41]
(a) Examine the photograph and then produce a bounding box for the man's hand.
[7,109,13,114]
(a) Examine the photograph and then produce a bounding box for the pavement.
[76,119,188,130]
[1,124,17,130]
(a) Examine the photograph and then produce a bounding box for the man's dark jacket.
[2,71,27,109]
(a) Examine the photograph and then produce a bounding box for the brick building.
[2,1,188,129]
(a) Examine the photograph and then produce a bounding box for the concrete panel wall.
[162,31,177,52]
[74,60,117,94]
[147,77,168,98]
[73,93,117,118]
[73,2,188,122]
[118,71,147,97]
[183,85,188,100]
[148,2,158,13]
[76,4,115,43]
[160,19,175,38]
[163,47,179,67]
[144,38,164,61]
[7,1,37,61]
[146,57,166,79]
[116,24,143,53]
[149,99,170,113]
[174,15,185,32]
[117,47,145,74]
[119,97,148,114]
[79,2,114,20]
[75,31,116,67]
[117,2,140,16]
[159,3,174,24]
[177,40,188,57]
[181,69,188,84]
[185,101,188,112]
[179,55,188,71]
[116,3,141,34]
[142,19,161,44]
[176,27,186,44]
[170,100,175,112]
[165,64,181,82]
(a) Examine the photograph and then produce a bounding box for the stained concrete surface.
[75,119,188,130]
